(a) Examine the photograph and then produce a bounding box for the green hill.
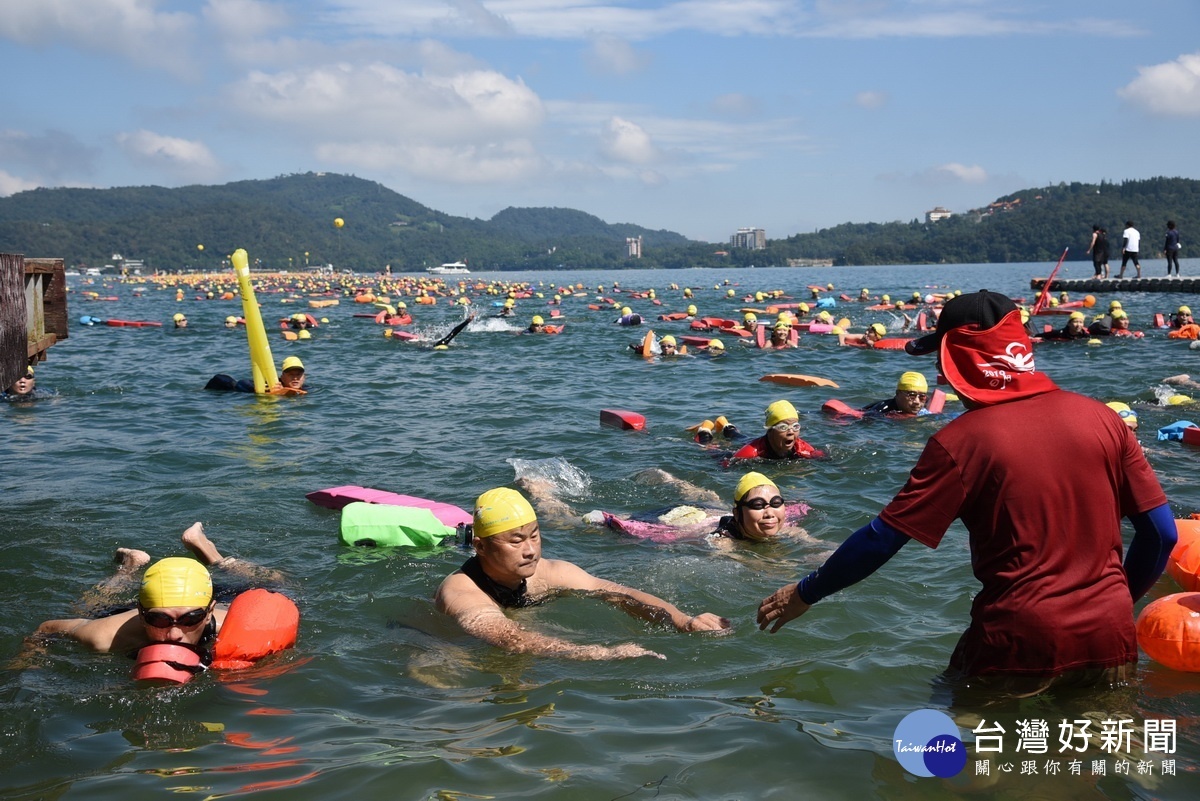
[0,172,1195,270]
[0,172,687,272]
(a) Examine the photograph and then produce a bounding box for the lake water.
[3,260,1200,800]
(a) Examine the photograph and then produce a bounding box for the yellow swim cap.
[1106,401,1133,415]
[1180,306,1193,315]
[473,488,537,538]
[734,471,778,502]
[140,557,211,609]
[882,294,891,302]
[798,302,809,313]
[224,315,237,324]
[1168,394,1194,406]
[826,283,834,291]
[708,338,725,350]
[531,315,544,325]
[1109,300,1122,310]
[281,355,304,372]
[621,307,632,316]
[774,320,791,330]
[1111,310,1128,320]
[897,371,928,393]
[765,399,798,428]
[744,312,757,323]
[869,323,887,338]
[298,329,311,340]
[172,313,185,322]
[727,289,735,297]
[1069,311,1086,321]
[661,335,676,346]
[687,305,697,315]
[817,311,833,323]
[398,301,407,309]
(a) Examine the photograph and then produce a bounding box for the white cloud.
[585,35,651,75]
[326,1,1137,40]
[202,0,290,40]
[0,169,40,196]
[0,0,198,75]
[1118,52,1200,117]
[711,93,760,116]
[599,117,658,164]
[227,62,544,183]
[115,130,219,179]
[228,63,543,140]
[854,90,888,109]
[0,129,101,181]
[933,162,988,183]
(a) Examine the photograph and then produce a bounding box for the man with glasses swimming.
[28,523,280,658]
[861,371,931,417]
[728,400,825,462]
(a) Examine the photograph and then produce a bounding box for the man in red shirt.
[757,290,1175,695]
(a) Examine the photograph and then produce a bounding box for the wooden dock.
[1031,276,1199,294]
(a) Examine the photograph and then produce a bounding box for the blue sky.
[1,1,1198,242]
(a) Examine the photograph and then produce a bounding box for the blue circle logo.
[893,709,966,778]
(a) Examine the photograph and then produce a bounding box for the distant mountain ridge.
[0,172,1195,270]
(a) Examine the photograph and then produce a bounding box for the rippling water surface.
[4,261,1200,799]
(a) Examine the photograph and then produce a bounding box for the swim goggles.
[900,391,928,400]
[139,605,212,629]
[770,421,802,433]
[1117,409,1137,419]
[739,496,786,511]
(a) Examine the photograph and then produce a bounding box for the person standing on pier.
[1087,225,1109,279]
[1118,221,1141,279]
[1164,221,1182,276]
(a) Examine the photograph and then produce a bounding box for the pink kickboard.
[306,485,471,527]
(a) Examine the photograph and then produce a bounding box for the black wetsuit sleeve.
[434,316,474,348]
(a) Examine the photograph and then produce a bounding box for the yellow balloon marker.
[232,248,286,394]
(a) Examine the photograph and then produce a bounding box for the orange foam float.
[1137,592,1200,672]
[1167,518,1200,592]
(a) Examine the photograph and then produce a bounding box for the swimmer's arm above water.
[435,573,663,660]
[757,517,909,633]
[545,560,731,634]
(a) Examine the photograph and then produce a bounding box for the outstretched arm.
[1124,503,1177,601]
[544,559,730,633]
[433,313,475,348]
[435,573,663,660]
[758,516,909,633]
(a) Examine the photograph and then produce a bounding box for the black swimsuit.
[714,515,746,540]
[460,556,533,609]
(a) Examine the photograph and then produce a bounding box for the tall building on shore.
[926,206,953,223]
[731,227,766,250]
[626,236,643,258]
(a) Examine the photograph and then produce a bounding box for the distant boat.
[427,261,470,276]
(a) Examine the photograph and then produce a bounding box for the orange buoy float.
[210,588,300,670]
[1136,592,1200,672]
[1167,518,1200,592]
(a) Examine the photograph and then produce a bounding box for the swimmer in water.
[172,313,188,329]
[279,356,306,391]
[4,365,36,398]
[434,488,731,660]
[728,400,825,461]
[23,523,281,658]
[861,371,930,416]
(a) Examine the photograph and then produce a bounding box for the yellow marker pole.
[232,249,279,393]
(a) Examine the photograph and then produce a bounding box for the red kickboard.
[600,409,646,431]
[822,399,864,419]
[872,338,910,350]
[1183,427,1200,447]
[926,389,947,414]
